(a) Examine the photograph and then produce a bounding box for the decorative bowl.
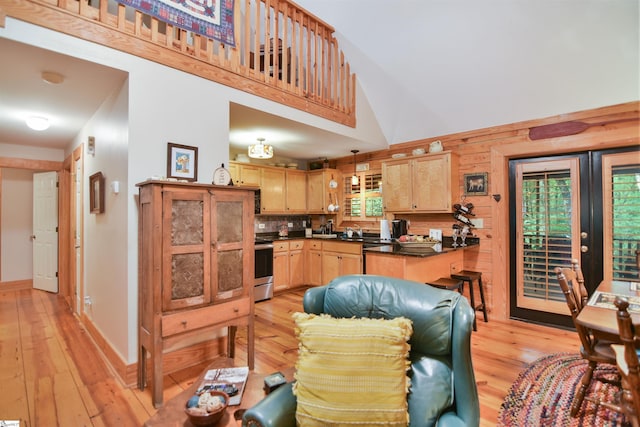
[185,390,229,426]
[397,240,438,250]
[396,236,439,250]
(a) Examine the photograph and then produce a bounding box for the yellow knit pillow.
[292,312,413,427]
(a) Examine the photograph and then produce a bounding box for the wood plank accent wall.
[332,101,640,321]
[0,0,356,127]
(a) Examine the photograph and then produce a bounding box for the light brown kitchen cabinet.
[382,151,459,213]
[272,240,289,292]
[305,240,323,286]
[289,240,305,287]
[229,162,261,187]
[285,169,307,213]
[320,241,362,284]
[307,168,341,214]
[260,167,286,212]
[136,181,255,408]
[273,240,306,291]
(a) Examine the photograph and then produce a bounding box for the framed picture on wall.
[167,142,198,181]
[89,171,105,214]
[464,172,488,196]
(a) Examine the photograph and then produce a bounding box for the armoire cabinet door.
[162,189,211,311]
[211,190,251,301]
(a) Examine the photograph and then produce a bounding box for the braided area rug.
[497,353,629,426]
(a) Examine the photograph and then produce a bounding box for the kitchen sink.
[312,234,338,239]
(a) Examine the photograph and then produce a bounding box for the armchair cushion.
[292,312,413,426]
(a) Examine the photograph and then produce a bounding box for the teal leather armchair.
[242,274,480,427]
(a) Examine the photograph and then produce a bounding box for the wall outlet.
[470,218,484,229]
[288,222,293,228]
[84,296,92,305]
[258,223,266,229]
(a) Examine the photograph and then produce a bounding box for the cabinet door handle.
[181,320,187,327]
[233,307,239,313]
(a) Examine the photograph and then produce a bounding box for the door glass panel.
[603,153,640,282]
[521,170,573,305]
[514,158,580,316]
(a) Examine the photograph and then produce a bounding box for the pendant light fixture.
[248,137,274,159]
[351,149,359,186]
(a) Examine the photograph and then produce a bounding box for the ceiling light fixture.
[351,149,359,186]
[26,116,50,131]
[248,137,274,159]
[41,71,65,85]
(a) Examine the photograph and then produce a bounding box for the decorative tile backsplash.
[254,215,311,237]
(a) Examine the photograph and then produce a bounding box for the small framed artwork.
[464,172,488,196]
[167,142,198,181]
[89,171,105,214]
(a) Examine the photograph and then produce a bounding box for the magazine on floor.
[196,366,249,406]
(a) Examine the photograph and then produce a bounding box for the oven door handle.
[255,243,275,250]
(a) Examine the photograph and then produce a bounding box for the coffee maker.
[391,219,408,239]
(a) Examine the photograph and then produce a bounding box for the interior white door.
[33,171,59,292]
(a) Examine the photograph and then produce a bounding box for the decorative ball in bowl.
[185,390,229,426]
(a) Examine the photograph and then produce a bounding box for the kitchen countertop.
[256,232,393,245]
[363,239,479,258]
[256,233,479,253]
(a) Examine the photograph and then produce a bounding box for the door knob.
[581,245,589,253]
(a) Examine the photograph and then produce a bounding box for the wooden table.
[145,363,294,427]
[576,280,640,336]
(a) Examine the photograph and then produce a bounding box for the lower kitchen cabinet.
[273,241,289,292]
[273,240,306,291]
[289,240,305,287]
[320,241,362,284]
[305,240,323,286]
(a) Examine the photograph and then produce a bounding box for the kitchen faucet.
[353,224,363,238]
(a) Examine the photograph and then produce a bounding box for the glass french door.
[509,147,640,327]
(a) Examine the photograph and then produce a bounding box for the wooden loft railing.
[0,0,356,126]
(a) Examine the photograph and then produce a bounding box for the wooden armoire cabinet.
[136,180,255,407]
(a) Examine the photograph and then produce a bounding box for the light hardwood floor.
[0,286,581,426]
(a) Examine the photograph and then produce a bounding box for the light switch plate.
[470,218,484,229]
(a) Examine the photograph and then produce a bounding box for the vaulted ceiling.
[1,1,637,160]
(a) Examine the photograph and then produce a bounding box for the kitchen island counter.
[364,238,478,258]
[363,238,479,283]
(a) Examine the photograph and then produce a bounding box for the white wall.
[76,77,130,359]
[0,17,386,365]
[0,168,33,282]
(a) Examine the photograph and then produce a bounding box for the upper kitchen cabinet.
[260,167,286,213]
[307,169,341,214]
[285,169,307,213]
[382,151,459,213]
[229,162,261,187]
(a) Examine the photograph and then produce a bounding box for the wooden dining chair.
[555,260,619,417]
[612,297,640,427]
